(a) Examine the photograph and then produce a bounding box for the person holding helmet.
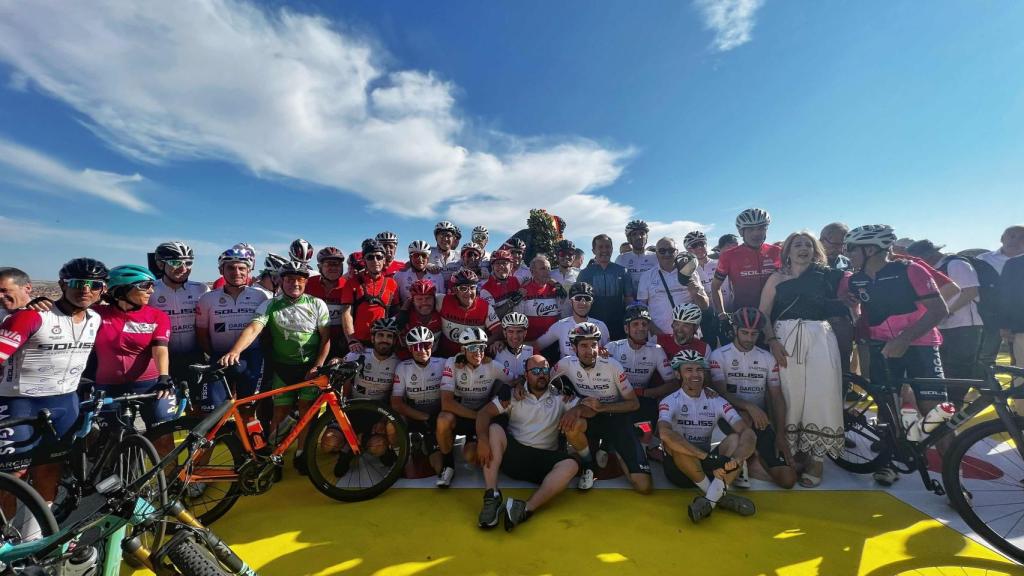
[436,327,514,487]
[150,241,209,382]
[392,326,447,475]
[307,246,348,355]
[289,238,314,264]
[659,303,710,358]
[658,350,757,524]
[397,279,443,360]
[430,221,460,271]
[533,282,609,359]
[437,268,501,357]
[195,248,269,413]
[0,259,106,511]
[604,304,677,430]
[493,312,534,380]
[375,231,405,277]
[341,239,399,354]
[394,240,445,305]
[616,219,658,292]
[553,322,650,493]
[712,208,780,316]
[459,242,485,277]
[478,249,523,320]
[637,237,708,341]
[255,252,289,298]
[220,260,331,477]
[846,225,949,485]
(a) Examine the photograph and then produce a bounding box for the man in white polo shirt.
[637,237,708,340]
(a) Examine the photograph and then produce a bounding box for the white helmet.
[501,312,529,329]
[735,208,771,231]
[683,231,707,250]
[408,240,431,256]
[672,303,703,325]
[405,326,435,347]
[458,326,489,346]
[845,225,897,250]
[472,226,488,243]
[289,239,314,263]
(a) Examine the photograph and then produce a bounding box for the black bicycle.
[835,363,1024,562]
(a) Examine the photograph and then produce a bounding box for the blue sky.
[1,0,1022,281]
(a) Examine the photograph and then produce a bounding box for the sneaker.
[333,452,353,478]
[716,493,756,516]
[873,467,899,486]
[595,449,609,469]
[733,461,751,489]
[477,490,503,528]
[503,498,528,532]
[688,496,713,524]
[436,466,455,488]
[293,452,308,476]
[577,468,595,491]
[186,482,208,500]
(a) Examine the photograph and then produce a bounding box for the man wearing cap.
[893,237,915,256]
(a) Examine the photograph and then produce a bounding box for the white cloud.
[693,0,765,52]
[0,137,150,212]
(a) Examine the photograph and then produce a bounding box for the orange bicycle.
[147,359,408,525]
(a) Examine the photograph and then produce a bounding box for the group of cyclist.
[2,210,1022,531]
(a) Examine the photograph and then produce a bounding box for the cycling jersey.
[397,311,443,360]
[440,357,511,410]
[707,343,780,410]
[392,357,445,415]
[659,388,742,451]
[252,294,330,365]
[0,308,101,397]
[384,260,405,278]
[437,294,500,357]
[517,281,561,340]
[343,351,398,402]
[535,316,609,358]
[637,267,708,333]
[615,251,657,292]
[340,272,398,343]
[93,305,170,386]
[393,268,446,304]
[305,275,347,333]
[714,243,781,311]
[151,279,208,353]
[478,276,521,310]
[604,339,675,393]
[493,344,534,380]
[551,356,632,404]
[513,265,532,285]
[849,260,942,346]
[659,336,709,359]
[429,247,459,270]
[550,267,579,316]
[195,287,268,354]
[699,259,732,312]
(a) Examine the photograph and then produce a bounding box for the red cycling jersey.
[714,243,781,311]
[93,304,171,386]
[437,294,500,357]
[340,272,399,343]
[518,281,561,341]
[305,274,347,339]
[659,336,709,359]
[385,260,405,277]
[479,276,521,308]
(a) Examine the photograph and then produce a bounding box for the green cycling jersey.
[251,294,330,365]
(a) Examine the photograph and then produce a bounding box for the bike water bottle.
[62,545,98,576]
[919,402,957,434]
[900,403,922,441]
[246,418,267,450]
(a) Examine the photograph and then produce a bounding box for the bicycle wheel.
[111,434,167,548]
[164,534,232,576]
[304,400,409,502]
[147,417,245,526]
[0,471,59,552]
[831,377,892,474]
[943,415,1024,563]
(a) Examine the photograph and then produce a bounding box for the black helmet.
[155,241,194,261]
[279,260,311,278]
[503,238,527,252]
[59,258,109,281]
[361,238,385,256]
[568,281,593,298]
[555,239,576,255]
[623,303,652,325]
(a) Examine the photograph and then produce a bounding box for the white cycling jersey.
[513,265,532,284]
[195,287,268,354]
[551,356,632,404]
[615,252,658,292]
[441,357,511,410]
[253,285,276,299]
[392,357,445,415]
[535,316,609,358]
[707,343,780,410]
[0,308,101,397]
[637,267,707,334]
[659,388,742,450]
[492,344,534,380]
[428,247,459,270]
[699,259,732,312]
[151,280,209,353]
[344,351,398,402]
[604,339,675,392]
[393,268,446,304]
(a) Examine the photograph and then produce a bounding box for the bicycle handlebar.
[0,409,57,439]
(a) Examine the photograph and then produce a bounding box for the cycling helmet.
[458,326,489,346]
[361,239,385,256]
[264,252,289,272]
[732,307,767,331]
[218,247,254,269]
[568,281,593,298]
[347,252,365,273]
[371,317,399,334]
[289,239,314,262]
[59,258,109,281]
[230,243,257,268]
[278,260,311,278]
[672,303,703,325]
[670,350,708,370]
[555,239,576,255]
[683,231,707,250]
[434,221,457,234]
[489,249,513,263]
[844,225,897,250]
[409,278,437,296]
[461,242,483,256]
[316,247,345,265]
[623,303,652,325]
[376,231,398,244]
[408,240,431,256]
[501,312,529,329]
[503,238,527,252]
[405,326,435,346]
[735,208,771,231]
[155,241,194,262]
[625,219,649,234]
[450,268,479,286]
[472,226,489,243]
[107,265,156,289]
[568,322,602,344]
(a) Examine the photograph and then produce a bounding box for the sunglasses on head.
[528,366,551,375]
[463,343,486,352]
[131,281,155,291]
[364,254,385,261]
[571,295,593,303]
[162,259,192,269]
[66,279,105,291]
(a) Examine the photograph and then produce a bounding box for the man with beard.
[151,241,209,381]
[659,303,710,358]
[493,312,533,380]
[342,239,399,354]
[397,279,443,360]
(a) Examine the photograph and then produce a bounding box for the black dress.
[771,264,846,323]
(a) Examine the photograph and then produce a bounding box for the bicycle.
[834,362,1024,562]
[0,400,257,575]
[147,359,409,525]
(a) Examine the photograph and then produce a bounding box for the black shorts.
[501,436,573,484]
[347,403,387,434]
[585,413,651,475]
[663,445,719,488]
[406,415,437,437]
[869,342,947,402]
[454,415,477,441]
[631,396,659,430]
[719,420,788,469]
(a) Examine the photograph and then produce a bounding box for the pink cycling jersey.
[93,305,170,386]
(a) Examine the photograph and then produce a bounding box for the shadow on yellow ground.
[130,475,1024,576]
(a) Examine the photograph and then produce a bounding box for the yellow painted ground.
[130,476,1024,576]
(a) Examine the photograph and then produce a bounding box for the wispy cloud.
[0,137,151,212]
[693,0,765,52]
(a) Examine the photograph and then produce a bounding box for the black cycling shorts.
[718,420,788,469]
[501,436,573,484]
[869,342,947,402]
[631,396,659,430]
[585,413,651,475]
[663,445,720,488]
[453,415,478,440]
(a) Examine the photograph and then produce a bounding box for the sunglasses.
[409,342,432,353]
[528,366,551,375]
[657,248,678,255]
[463,343,486,353]
[131,281,156,291]
[364,254,385,261]
[455,285,476,292]
[66,279,106,291]
[162,259,193,269]
[571,295,593,303]
[410,252,429,258]
[687,242,707,250]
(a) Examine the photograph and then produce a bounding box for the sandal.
[798,472,822,488]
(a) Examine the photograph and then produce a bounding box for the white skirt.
[775,319,845,459]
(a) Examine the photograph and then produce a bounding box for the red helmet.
[316,246,344,265]
[490,249,513,263]
[410,278,437,296]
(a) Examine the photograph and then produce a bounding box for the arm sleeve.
[767,356,781,388]
[194,295,210,329]
[0,311,42,363]
[440,358,456,392]
[613,363,634,396]
[535,322,560,350]
[391,368,406,397]
[153,310,171,343]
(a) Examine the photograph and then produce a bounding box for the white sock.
[696,476,710,493]
[295,449,303,457]
[705,478,725,507]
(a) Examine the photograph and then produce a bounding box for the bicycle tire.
[943,415,1024,564]
[112,434,168,548]
[304,400,409,502]
[164,534,232,576]
[831,378,892,474]
[147,416,245,526]
[0,471,59,548]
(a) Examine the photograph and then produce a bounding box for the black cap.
[717,234,740,249]
[906,239,945,257]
